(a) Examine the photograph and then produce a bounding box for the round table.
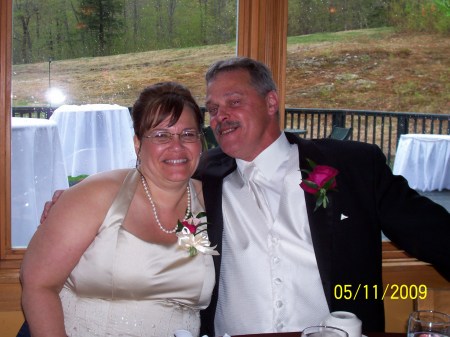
[50,104,136,177]
[11,117,69,248]
[393,134,450,192]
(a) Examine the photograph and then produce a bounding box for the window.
[0,0,285,269]
[3,0,239,257]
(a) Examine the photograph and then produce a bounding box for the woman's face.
[135,106,202,186]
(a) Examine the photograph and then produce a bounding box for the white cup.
[173,330,193,337]
[321,311,362,337]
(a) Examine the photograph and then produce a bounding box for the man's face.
[205,69,279,161]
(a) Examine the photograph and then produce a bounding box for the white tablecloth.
[11,117,69,248]
[50,104,136,177]
[393,134,450,192]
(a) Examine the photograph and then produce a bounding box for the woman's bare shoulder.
[72,169,130,191]
[78,168,131,184]
[58,169,132,210]
[39,169,134,225]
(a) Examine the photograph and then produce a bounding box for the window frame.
[0,0,17,269]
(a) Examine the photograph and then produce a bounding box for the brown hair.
[132,82,203,140]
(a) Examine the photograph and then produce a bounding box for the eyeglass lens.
[146,130,200,144]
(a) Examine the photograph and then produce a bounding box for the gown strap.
[99,169,140,231]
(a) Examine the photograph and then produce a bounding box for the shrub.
[388,0,450,34]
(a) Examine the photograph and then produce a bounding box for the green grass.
[287,27,394,44]
[68,175,88,186]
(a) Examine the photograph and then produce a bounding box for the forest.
[13,0,449,65]
[13,0,237,64]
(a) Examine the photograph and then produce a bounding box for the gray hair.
[205,57,277,97]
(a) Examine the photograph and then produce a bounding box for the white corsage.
[176,212,219,257]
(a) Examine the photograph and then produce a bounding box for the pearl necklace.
[140,173,191,234]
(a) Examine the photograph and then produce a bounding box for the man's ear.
[266,90,279,116]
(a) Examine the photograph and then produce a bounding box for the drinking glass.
[302,325,349,337]
[407,310,450,337]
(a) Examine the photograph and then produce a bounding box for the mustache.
[215,120,240,134]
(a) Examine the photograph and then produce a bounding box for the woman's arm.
[20,170,126,337]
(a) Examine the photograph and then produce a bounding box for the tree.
[77,0,125,56]
[13,0,40,63]
[199,0,208,44]
[167,0,178,44]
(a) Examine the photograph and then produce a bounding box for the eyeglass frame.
[142,128,203,144]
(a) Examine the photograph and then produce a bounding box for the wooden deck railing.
[11,107,450,166]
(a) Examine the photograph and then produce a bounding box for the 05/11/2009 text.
[333,284,427,301]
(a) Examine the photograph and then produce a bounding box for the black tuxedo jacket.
[196,132,450,336]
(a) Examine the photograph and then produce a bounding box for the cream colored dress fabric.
[59,169,215,337]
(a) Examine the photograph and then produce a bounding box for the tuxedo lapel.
[286,132,336,308]
[198,148,237,281]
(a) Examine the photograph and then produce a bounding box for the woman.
[20,82,217,337]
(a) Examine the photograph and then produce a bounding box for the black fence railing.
[11,106,450,166]
[284,108,450,166]
[12,106,55,119]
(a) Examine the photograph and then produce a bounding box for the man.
[196,57,450,336]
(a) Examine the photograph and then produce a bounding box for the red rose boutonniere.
[300,159,339,211]
[176,211,219,257]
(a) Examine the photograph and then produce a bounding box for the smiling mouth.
[164,159,188,164]
[216,121,240,136]
[220,128,236,135]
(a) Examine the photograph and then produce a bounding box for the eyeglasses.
[143,129,202,144]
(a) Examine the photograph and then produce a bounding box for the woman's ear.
[133,135,141,157]
[134,135,142,168]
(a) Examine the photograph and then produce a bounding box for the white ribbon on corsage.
[176,226,219,257]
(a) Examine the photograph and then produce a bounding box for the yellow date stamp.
[333,284,427,301]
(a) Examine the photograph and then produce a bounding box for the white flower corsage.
[176,212,219,257]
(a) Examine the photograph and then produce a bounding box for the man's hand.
[40,190,65,224]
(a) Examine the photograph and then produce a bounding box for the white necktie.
[244,164,273,223]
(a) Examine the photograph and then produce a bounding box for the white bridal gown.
[59,169,215,337]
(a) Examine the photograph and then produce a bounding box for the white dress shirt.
[214,133,329,336]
